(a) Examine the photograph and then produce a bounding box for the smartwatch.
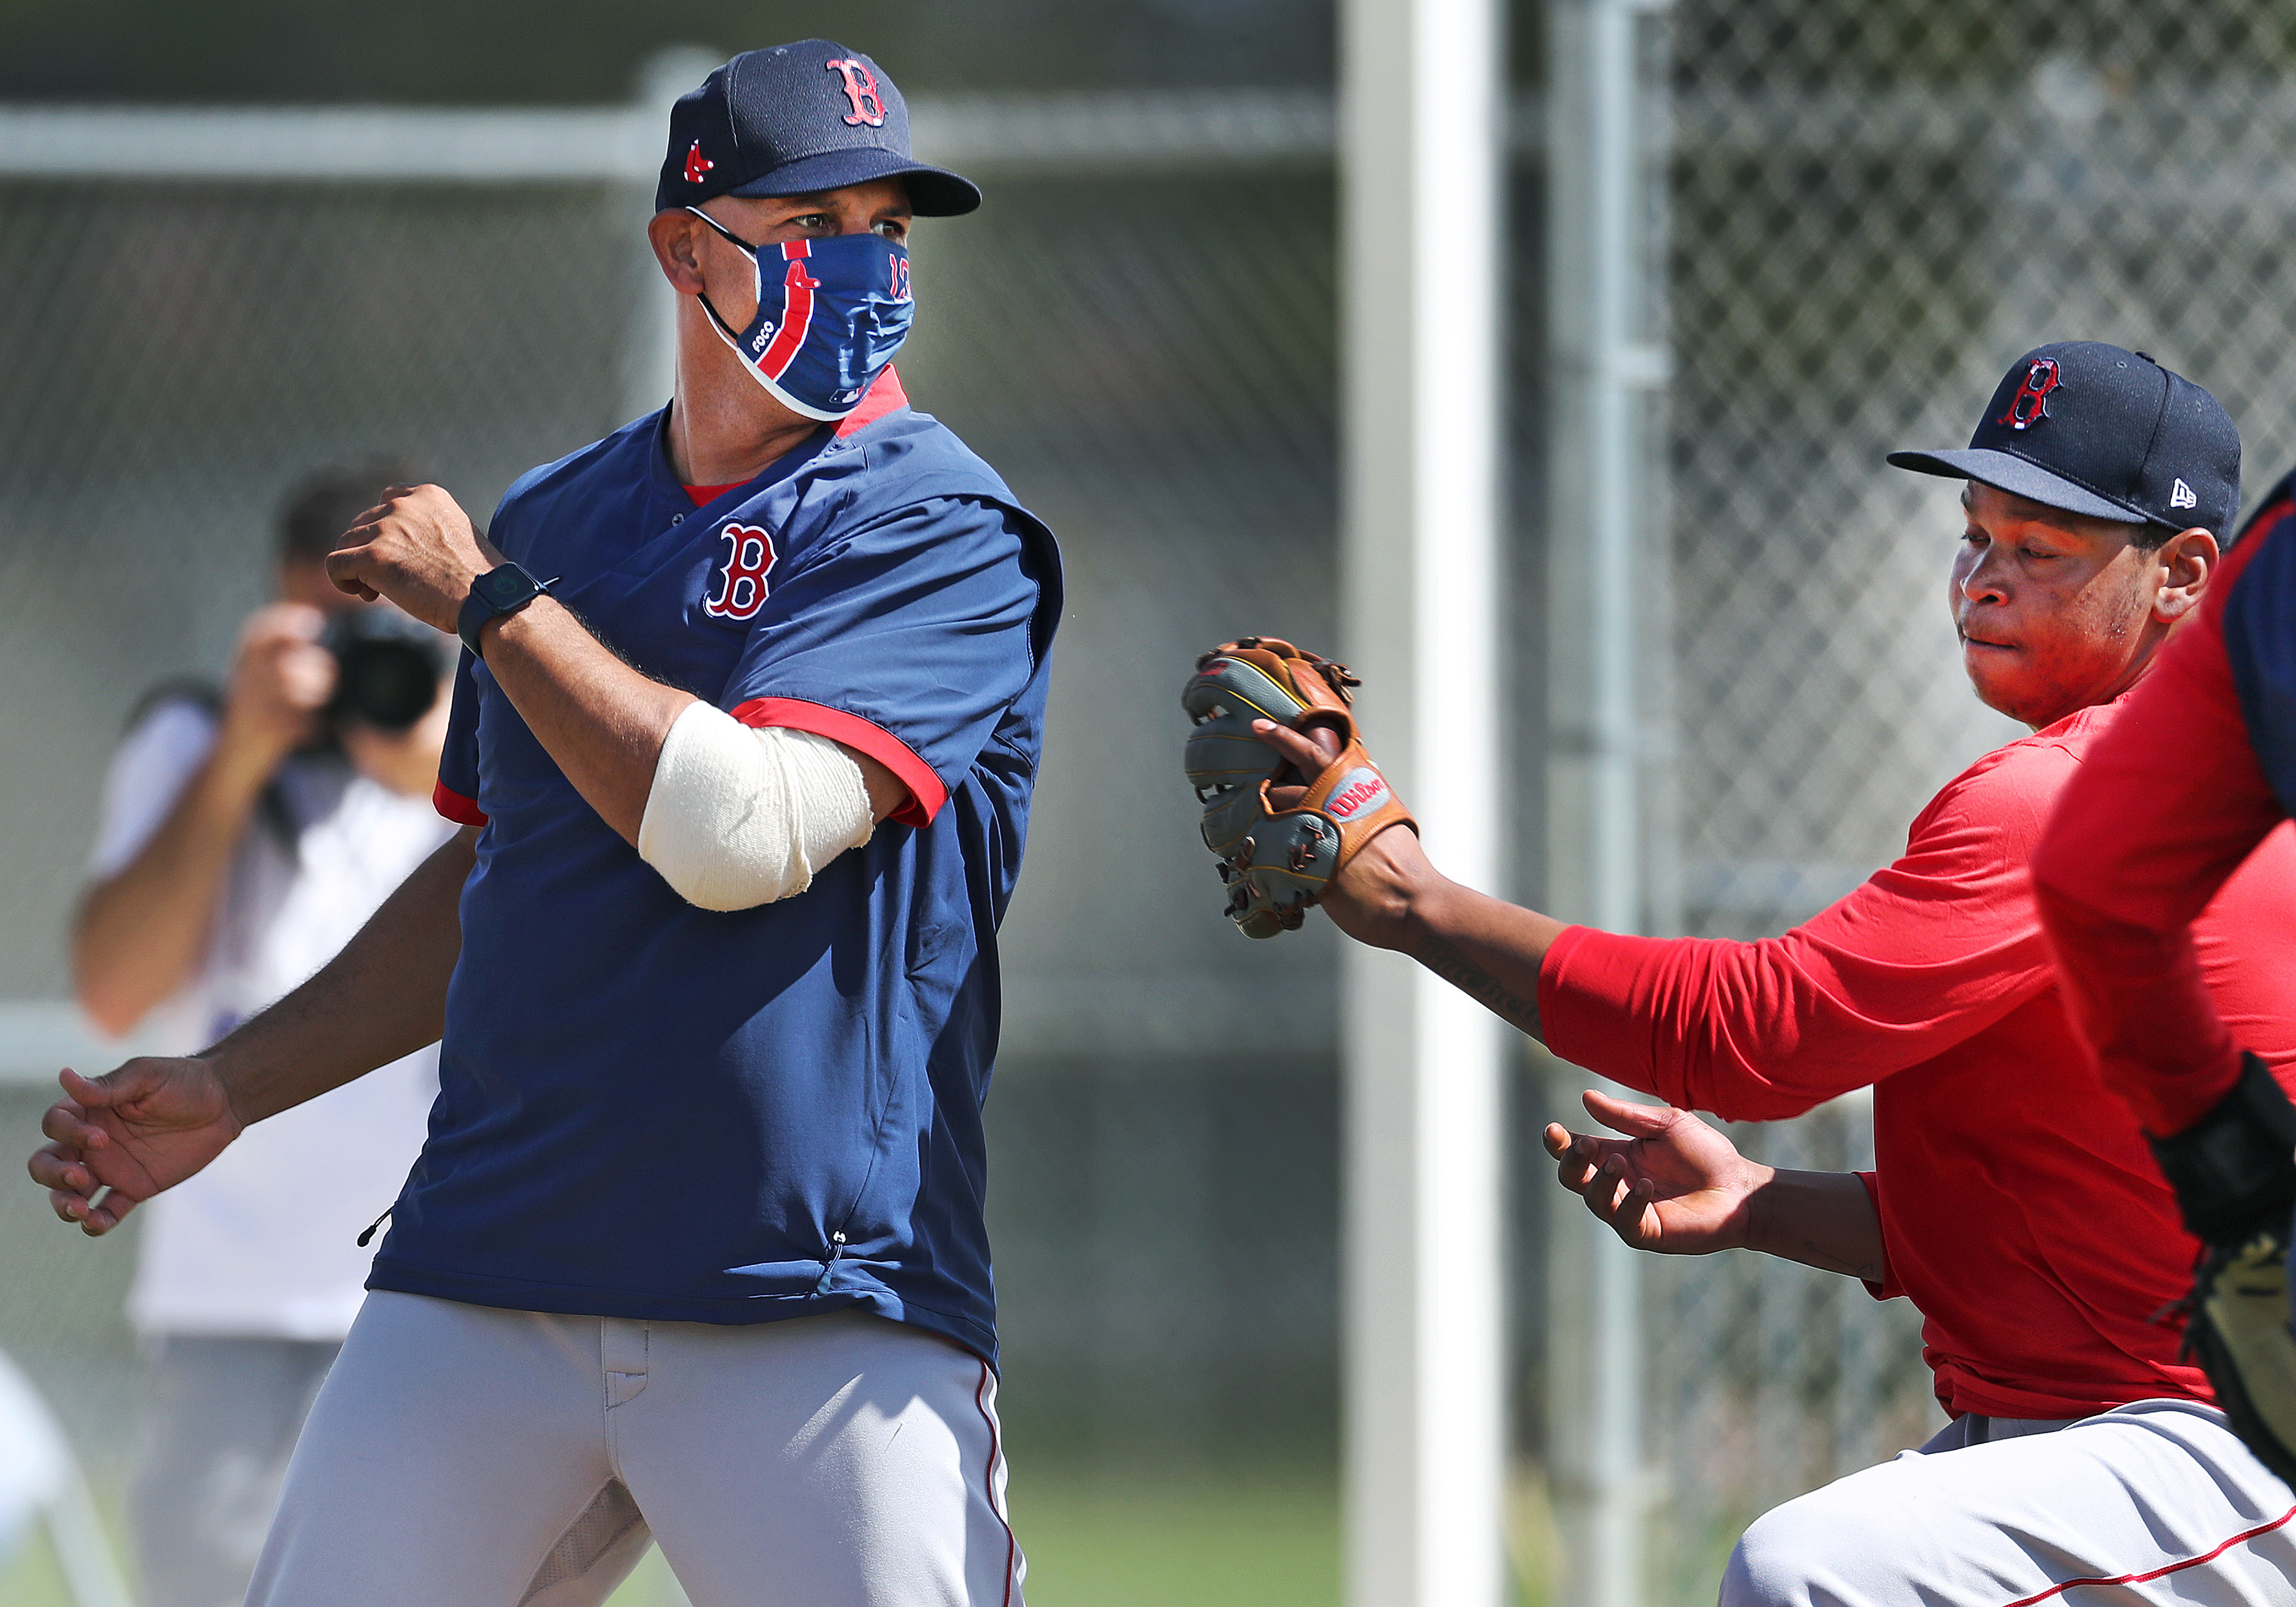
[457,562,557,660]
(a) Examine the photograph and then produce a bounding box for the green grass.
[598,1465,1344,1607]
[1007,1466,1340,1607]
[0,1528,67,1607]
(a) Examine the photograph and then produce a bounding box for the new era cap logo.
[2171,478,2198,511]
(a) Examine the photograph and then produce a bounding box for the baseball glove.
[1180,636,1414,938]
[2151,1053,2296,1487]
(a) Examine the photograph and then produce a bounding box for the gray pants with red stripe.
[243,1293,1024,1607]
[1725,1398,2296,1607]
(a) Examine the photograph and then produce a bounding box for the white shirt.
[89,696,455,1340]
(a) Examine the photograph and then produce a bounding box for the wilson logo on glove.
[1182,636,1416,939]
[1326,770,1389,820]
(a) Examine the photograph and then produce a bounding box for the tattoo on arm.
[1415,935,1543,1039]
[1798,1240,1881,1281]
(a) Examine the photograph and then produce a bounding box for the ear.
[2151,526,2219,624]
[648,210,710,296]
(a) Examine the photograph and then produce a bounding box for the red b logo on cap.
[1998,358,2061,431]
[825,59,888,128]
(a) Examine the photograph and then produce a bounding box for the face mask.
[686,207,913,422]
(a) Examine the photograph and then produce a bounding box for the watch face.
[475,566,531,608]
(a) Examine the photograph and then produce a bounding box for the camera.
[321,608,452,732]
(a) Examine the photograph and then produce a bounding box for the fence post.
[1544,0,1671,1604]
[1338,0,1509,1604]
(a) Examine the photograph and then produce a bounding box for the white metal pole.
[1546,2,1668,1606]
[1543,3,1671,1607]
[1339,1,1508,1605]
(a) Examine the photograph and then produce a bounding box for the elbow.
[637,704,874,914]
[69,916,147,1038]
[72,963,149,1039]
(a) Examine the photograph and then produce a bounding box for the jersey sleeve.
[1539,748,2062,1121]
[2031,500,2295,1136]
[87,698,221,879]
[721,496,1045,828]
[431,648,487,827]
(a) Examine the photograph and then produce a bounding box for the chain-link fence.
[6,4,2296,1599]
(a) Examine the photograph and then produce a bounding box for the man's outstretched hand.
[1543,1089,1770,1255]
[28,1060,243,1235]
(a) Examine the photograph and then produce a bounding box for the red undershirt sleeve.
[1539,748,2062,1121]
[2032,530,2288,1136]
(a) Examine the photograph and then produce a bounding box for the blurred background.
[6,1,2296,1604]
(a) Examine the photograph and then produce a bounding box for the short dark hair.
[278,460,415,564]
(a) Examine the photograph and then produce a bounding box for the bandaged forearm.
[637,702,874,911]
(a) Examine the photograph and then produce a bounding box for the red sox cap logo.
[684,141,713,186]
[1996,358,2062,431]
[704,524,777,620]
[825,59,888,128]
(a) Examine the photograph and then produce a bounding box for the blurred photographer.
[71,462,455,1607]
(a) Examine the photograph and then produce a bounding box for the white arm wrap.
[637,702,875,912]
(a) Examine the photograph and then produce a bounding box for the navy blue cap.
[655,41,981,218]
[1888,341,2240,539]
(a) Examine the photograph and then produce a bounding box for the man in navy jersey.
[28,41,1058,1607]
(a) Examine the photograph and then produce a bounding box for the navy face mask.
[686,207,914,422]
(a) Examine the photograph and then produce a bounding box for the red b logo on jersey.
[825,59,888,127]
[1997,358,2061,431]
[684,140,713,185]
[704,524,777,620]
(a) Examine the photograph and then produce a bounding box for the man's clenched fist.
[326,484,502,634]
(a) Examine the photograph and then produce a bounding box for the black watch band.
[457,562,555,660]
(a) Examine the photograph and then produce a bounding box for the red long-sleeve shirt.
[2033,487,2296,1136]
[1541,698,2296,1420]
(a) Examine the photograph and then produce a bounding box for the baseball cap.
[1887,341,2240,538]
[655,41,981,218]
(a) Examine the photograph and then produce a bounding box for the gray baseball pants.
[1725,1398,2296,1607]
[243,1292,1024,1607]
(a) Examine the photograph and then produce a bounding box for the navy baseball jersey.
[371,373,1061,1364]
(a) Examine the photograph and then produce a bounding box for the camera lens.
[321,609,451,732]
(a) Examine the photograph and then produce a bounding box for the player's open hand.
[28,1059,243,1236]
[327,484,502,635]
[1543,1089,1770,1256]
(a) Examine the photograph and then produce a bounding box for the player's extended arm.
[28,824,477,1235]
[1247,718,1565,1035]
[1256,717,2051,1121]
[1545,1089,1885,1281]
[74,606,336,1034]
[325,484,904,846]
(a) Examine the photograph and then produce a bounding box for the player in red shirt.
[1244,344,2296,1605]
[2033,468,2296,1489]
